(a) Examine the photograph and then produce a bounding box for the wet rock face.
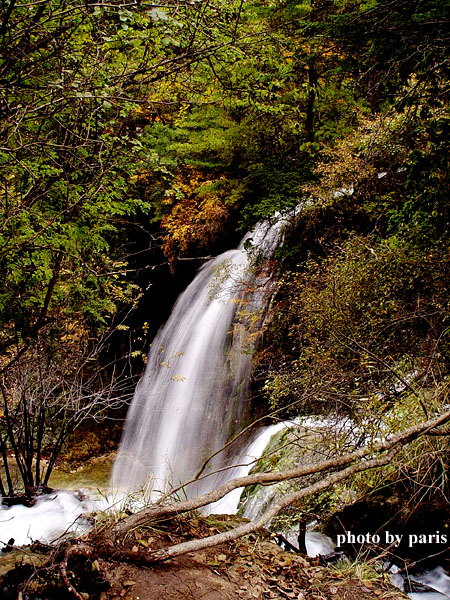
[325,497,450,564]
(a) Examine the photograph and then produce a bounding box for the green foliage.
[1,2,150,348]
[0,0,259,493]
[0,0,449,505]
[262,232,450,414]
[388,113,450,246]
[330,0,450,110]
[240,158,312,227]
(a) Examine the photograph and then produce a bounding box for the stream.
[1,211,449,597]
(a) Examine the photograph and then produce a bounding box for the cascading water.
[0,491,94,549]
[204,421,297,515]
[110,215,289,501]
[391,566,450,599]
[209,418,338,557]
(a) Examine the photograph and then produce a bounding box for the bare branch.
[110,408,450,540]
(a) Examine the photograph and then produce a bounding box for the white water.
[206,419,336,557]
[412,568,450,597]
[409,595,449,600]
[304,531,336,557]
[110,216,289,501]
[230,418,336,557]
[205,421,296,515]
[391,566,450,599]
[0,491,95,550]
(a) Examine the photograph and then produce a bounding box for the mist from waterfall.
[110,214,290,500]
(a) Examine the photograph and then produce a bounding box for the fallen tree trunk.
[105,445,400,565]
[110,409,450,542]
[88,409,450,569]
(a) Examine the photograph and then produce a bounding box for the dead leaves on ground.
[206,538,315,600]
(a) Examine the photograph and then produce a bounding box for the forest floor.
[0,513,408,600]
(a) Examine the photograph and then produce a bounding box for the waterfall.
[204,421,296,515]
[110,215,290,501]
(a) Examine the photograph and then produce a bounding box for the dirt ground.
[102,542,404,600]
[0,514,408,600]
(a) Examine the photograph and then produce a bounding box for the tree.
[0,0,262,495]
[0,326,136,497]
[330,0,450,112]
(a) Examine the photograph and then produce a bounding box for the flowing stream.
[391,567,450,599]
[0,491,96,549]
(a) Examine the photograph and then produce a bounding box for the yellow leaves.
[59,318,90,348]
[306,113,377,198]
[173,103,190,127]
[171,374,186,382]
[282,50,294,62]
[161,169,230,262]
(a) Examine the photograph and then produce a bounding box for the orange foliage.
[161,170,230,263]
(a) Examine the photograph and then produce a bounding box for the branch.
[160,393,318,506]
[0,0,16,36]
[98,445,401,568]
[140,447,402,563]
[109,409,450,541]
[60,551,84,600]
